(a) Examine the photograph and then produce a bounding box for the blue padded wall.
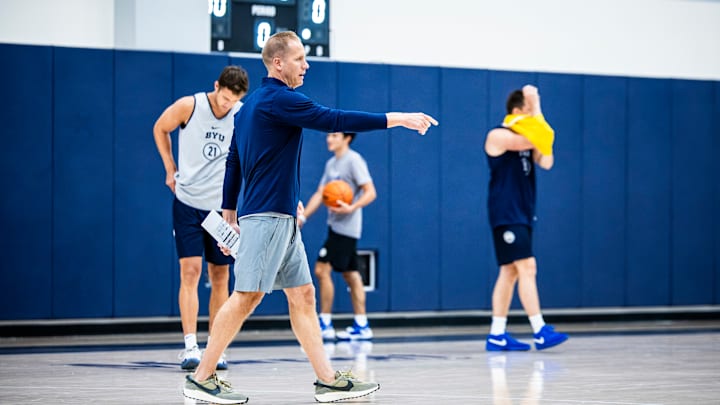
[626,78,672,306]
[0,44,53,319]
[1,43,718,320]
[336,63,392,313]
[671,80,715,305]
[52,47,115,317]
[113,50,175,316]
[535,73,584,308]
[388,65,442,311]
[581,76,627,307]
[716,83,720,305]
[439,68,492,310]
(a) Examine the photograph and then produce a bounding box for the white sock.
[529,314,545,334]
[490,316,507,336]
[184,333,198,350]
[319,313,332,326]
[354,314,368,327]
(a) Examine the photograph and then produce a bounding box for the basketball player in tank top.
[153,66,248,369]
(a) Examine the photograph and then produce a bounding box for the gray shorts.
[233,214,312,293]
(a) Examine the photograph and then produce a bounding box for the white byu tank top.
[175,92,241,211]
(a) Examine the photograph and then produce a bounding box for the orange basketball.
[322,180,353,207]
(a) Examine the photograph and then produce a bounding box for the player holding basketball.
[484,85,568,351]
[153,66,248,369]
[300,131,376,341]
[182,31,437,404]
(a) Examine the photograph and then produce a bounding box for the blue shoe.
[216,351,228,370]
[320,318,336,341]
[336,321,373,341]
[179,346,201,370]
[486,333,531,351]
[533,325,568,350]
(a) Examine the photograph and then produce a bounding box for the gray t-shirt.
[320,149,372,239]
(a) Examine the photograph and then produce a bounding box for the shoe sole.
[486,343,530,352]
[183,388,248,404]
[335,335,373,341]
[314,384,380,403]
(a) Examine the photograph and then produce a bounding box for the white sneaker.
[179,345,202,370]
[320,319,336,340]
[336,322,373,341]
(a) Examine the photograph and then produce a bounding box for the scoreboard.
[209,0,330,57]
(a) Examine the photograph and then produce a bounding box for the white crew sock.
[529,314,546,334]
[490,316,507,336]
[184,333,198,350]
[354,314,368,327]
[319,313,332,326]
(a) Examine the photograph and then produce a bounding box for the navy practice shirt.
[223,77,387,217]
[487,146,536,228]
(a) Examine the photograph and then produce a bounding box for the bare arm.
[299,185,325,227]
[153,96,194,193]
[386,112,439,135]
[523,85,542,116]
[533,149,554,170]
[484,128,535,157]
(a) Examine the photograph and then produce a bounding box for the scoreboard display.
[209,0,330,57]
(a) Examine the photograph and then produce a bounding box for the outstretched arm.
[386,112,439,135]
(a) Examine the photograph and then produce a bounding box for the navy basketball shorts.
[172,197,234,266]
[317,227,359,272]
[491,224,533,266]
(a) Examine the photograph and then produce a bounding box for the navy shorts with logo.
[173,197,234,265]
[491,224,533,266]
[317,227,359,272]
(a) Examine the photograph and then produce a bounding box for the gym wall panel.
[581,76,627,307]
[535,73,584,308]
[716,83,720,305]
[486,70,537,309]
[626,78,672,306]
[52,47,114,317]
[438,68,492,310]
[168,53,232,317]
[113,50,175,316]
[336,63,392,313]
[0,44,53,319]
[389,65,442,311]
[671,80,715,305]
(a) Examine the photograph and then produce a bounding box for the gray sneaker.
[314,370,380,403]
[183,373,248,404]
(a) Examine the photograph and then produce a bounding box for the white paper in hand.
[201,210,239,258]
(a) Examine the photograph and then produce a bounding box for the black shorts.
[173,197,234,265]
[317,227,359,272]
[491,224,533,266]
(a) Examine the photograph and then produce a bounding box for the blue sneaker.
[336,321,373,341]
[486,333,531,351]
[216,351,228,370]
[533,325,568,350]
[320,318,336,341]
[179,346,202,370]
